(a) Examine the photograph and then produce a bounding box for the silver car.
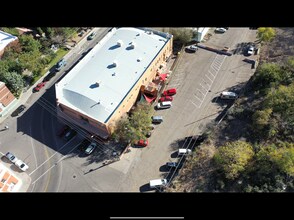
[5,152,18,163]
[85,142,97,155]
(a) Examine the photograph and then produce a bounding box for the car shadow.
[170,151,178,158]
[139,183,154,192]
[159,164,168,172]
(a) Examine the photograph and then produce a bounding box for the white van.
[149,179,167,189]
[157,101,172,109]
[220,91,238,100]
[178,148,192,155]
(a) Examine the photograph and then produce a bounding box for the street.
[0,28,257,192]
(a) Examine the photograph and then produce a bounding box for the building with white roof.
[55,27,173,138]
[0,30,18,58]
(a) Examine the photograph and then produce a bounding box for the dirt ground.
[260,27,294,64]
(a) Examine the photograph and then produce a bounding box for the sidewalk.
[0,28,100,125]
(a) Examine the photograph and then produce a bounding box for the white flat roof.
[56,27,171,123]
[0,30,18,52]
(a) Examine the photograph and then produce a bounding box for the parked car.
[215,28,227,33]
[137,139,148,147]
[152,116,163,124]
[87,32,96,40]
[186,45,198,52]
[166,162,178,168]
[159,96,173,102]
[247,45,254,56]
[220,91,238,100]
[157,101,172,110]
[64,129,77,141]
[11,105,26,117]
[33,82,46,92]
[85,142,97,155]
[15,159,29,172]
[78,139,91,151]
[178,148,192,156]
[43,71,56,82]
[56,58,67,71]
[149,178,167,189]
[4,152,18,163]
[57,125,70,137]
[163,88,177,96]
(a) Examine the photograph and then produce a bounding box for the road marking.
[31,139,80,185]
[190,101,199,108]
[29,137,76,176]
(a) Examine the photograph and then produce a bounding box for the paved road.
[0,27,257,192]
[114,28,257,191]
[0,28,112,192]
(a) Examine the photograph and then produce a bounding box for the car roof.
[221,91,237,96]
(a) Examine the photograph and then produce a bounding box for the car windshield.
[20,164,25,168]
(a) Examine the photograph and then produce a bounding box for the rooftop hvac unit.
[117,40,123,47]
[137,57,142,62]
[113,60,117,67]
[130,41,136,49]
[95,81,101,87]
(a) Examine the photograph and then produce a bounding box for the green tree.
[257,27,276,43]
[19,35,41,53]
[0,71,24,97]
[169,28,193,44]
[252,63,286,90]
[214,141,254,180]
[269,143,294,176]
[252,108,272,131]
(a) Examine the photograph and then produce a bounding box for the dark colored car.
[87,32,96,40]
[159,96,173,102]
[64,129,77,141]
[33,82,46,92]
[163,88,177,96]
[11,105,26,117]
[78,139,91,151]
[57,125,70,137]
[166,162,178,168]
[43,71,56,82]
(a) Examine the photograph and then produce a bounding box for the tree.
[19,35,41,53]
[214,141,254,180]
[257,27,276,43]
[0,71,24,97]
[169,28,193,44]
[269,143,294,176]
[252,108,272,131]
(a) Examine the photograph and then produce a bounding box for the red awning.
[143,94,156,103]
[159,73,168,81]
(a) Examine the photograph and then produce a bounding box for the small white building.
[191,28,210,42]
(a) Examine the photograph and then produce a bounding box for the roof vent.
[112,72,116,76]
[113,60,117,67]
[137,57,142,62]
[95,81,101,87]
[117,40,123,47]
[130,41,136,49]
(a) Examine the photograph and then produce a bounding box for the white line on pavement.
[31,140,81,185]
[29,126,38,169]
[29,137,76,176]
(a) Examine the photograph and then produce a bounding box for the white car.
[220,91,238,100]
[157,101,172,109]
[215,28,227,33]
[247,46,254,55]
[186,45,198,52]
[4,152,18,163]
[15,159,29,171]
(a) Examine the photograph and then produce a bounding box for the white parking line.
[190,100,199,108]
[193,94,203,102]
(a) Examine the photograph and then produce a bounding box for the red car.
[159,96,173,102]
[137,139,148,147]
[163,88,177,96]
[33,82,46,92]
